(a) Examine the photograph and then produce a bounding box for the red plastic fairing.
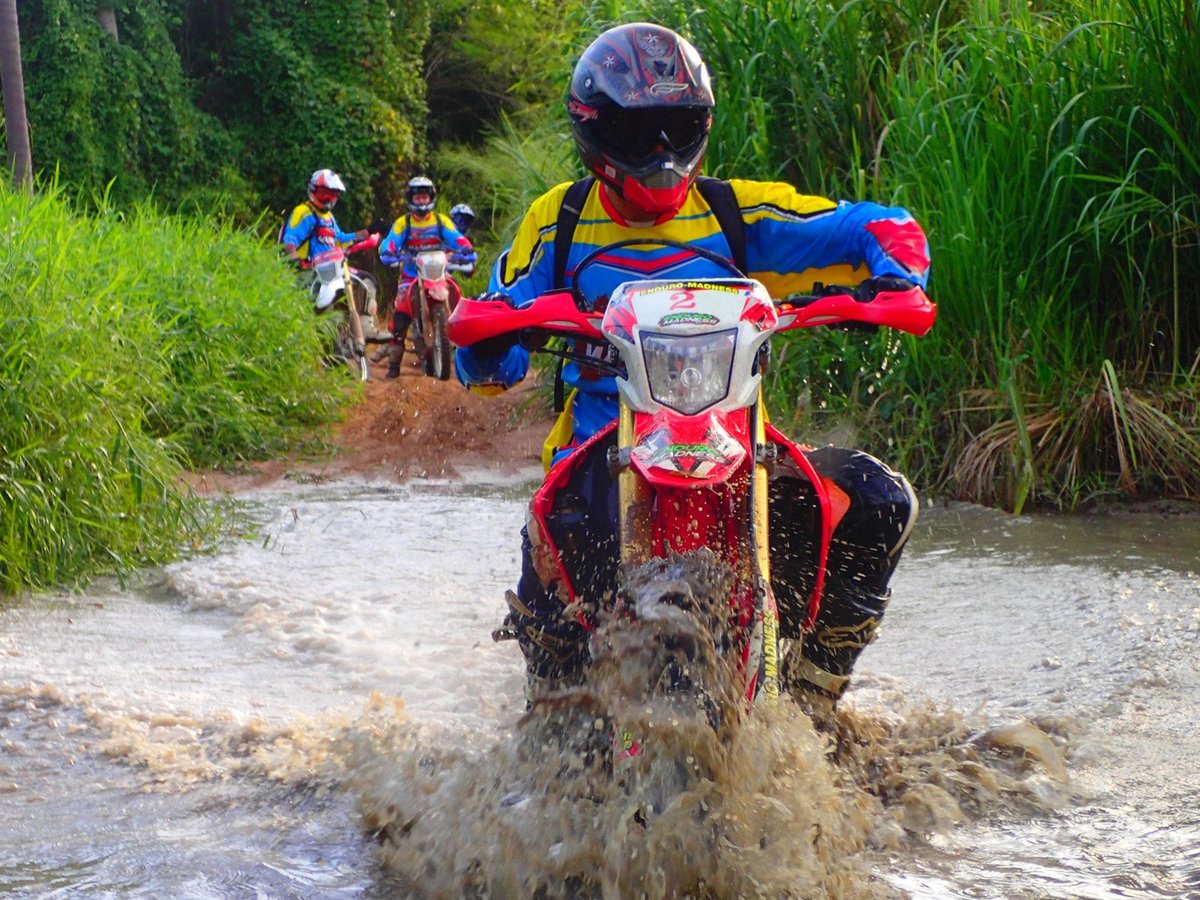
[347,232,382,254]
[776,286,936,336]
[527,421,619,628]
[311,247,345,265]
[766,423,831,629]
[447,292,603,348]
[629,409,751,488]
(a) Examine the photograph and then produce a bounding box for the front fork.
[614,396,780,707]
[342,261,366,351]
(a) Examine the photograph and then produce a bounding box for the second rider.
[379,176,476,379]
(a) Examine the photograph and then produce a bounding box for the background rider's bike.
[402,249,466,381]
[448,239,935,776]
[308,233,381,381]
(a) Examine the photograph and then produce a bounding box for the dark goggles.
[591,106,710,163]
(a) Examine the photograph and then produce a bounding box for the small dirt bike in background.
[308,233,382,381]
[448,239,935,764]
[399,249,471,381]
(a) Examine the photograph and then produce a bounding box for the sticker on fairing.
[639,441,728,468]
[658,311,720,327]
[633,425,745,477]
[631,280,748,297]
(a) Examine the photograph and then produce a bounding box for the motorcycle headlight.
[314,260,340,282]
[641,329,737,415]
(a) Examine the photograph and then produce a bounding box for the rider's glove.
[820,276,917,333]
[853,275,916,303]
[467,292,521,358]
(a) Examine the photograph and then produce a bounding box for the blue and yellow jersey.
[456,178,931,460]
[379,212,472,280]
[279,203,358,262]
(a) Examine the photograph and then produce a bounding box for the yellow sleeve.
[496,182,575,290]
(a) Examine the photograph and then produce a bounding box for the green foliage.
[492,0,1199,506]
[0,178,347,595]
[425,0,574,144]
[15,0,432,226]
[19,0,218,206]
[168,0,429,226]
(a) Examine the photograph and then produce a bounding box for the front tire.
[430,303,451,381]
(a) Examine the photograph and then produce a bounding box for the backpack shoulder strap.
[695,176,748,275]
[549,177,595,412]
[553,176,595,290]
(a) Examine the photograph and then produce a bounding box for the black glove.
[853,276,916,303]
[468,292,520,358]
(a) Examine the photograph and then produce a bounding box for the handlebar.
[448,282,934,351]
[346,232,382,255]
[381,247,477,269]
[777,283,935,336]
[448,291,602,349]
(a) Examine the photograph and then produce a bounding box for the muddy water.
[1,472,1197,898]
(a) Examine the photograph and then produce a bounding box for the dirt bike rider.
[454,23,931,727]
[448,203,479,278]
[279,169,380,351]
[378,176,476,379]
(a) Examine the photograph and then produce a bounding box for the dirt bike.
[448,239,935,764]
[307,233,382,381]
[397,249,468,381]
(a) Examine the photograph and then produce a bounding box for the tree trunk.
[96,6,118,41]
[0,0,32,189]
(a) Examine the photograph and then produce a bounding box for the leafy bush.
[0,180,347,595]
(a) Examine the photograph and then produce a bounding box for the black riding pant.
[507,432,916,692]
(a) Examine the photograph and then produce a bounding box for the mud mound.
[188,358,554,493]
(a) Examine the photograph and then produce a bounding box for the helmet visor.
[591,106,710,164]
[313,187,340,207]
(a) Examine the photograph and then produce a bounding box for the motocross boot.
[385,341,402,379]
[507,527,590,699]
[769,446,917,729]
[386,312,412,378]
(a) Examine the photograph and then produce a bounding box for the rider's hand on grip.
[467,292,521,358]
[853,275,917,303]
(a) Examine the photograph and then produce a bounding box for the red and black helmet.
[568,23,714,217]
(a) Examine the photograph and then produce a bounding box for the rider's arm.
[453,189,566,392]
[728,179,930,297]
[279,205,315,263]
[378,220,407,267]
[331,215,361,246]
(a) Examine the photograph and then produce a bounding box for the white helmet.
[406,176,436,213]
[308,169,347,211]
[449,203,476,234]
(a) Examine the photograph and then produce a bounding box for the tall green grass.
[0,180,348,595]
[549,0,1200,507]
